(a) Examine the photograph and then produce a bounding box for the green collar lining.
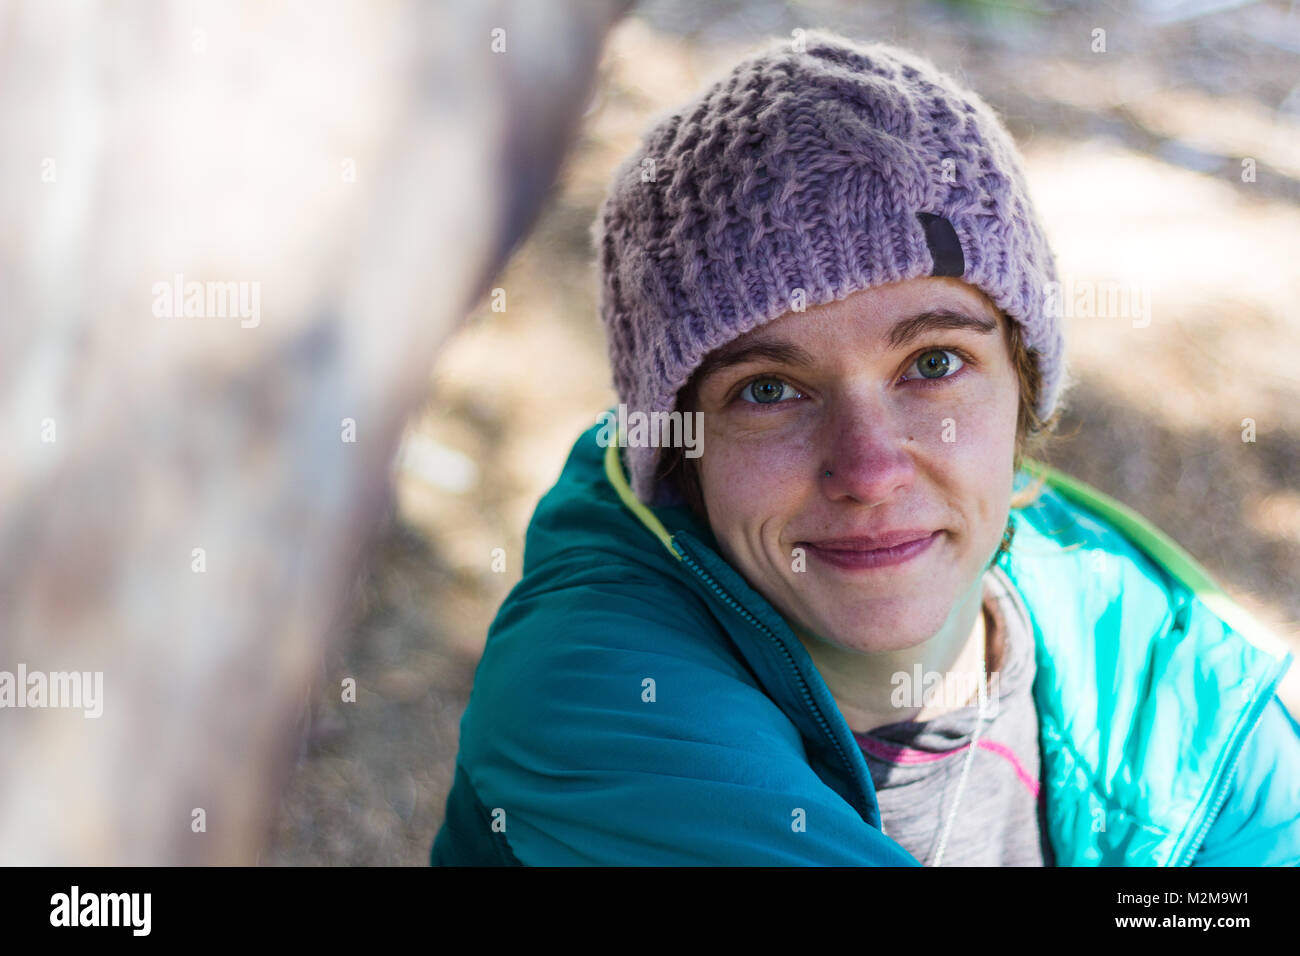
[603,435,680,559]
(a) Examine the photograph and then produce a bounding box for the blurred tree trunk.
[0,0,628,864]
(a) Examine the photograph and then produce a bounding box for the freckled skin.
[692,277,1019,732]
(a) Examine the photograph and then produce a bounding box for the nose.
[818,401,916,505]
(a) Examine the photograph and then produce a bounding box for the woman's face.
[691,276,1019,654]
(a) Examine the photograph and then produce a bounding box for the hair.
[652,305,1066,565]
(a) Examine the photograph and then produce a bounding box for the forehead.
[760,276,1000,342]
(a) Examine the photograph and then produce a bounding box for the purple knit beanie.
[591,29,1067,507]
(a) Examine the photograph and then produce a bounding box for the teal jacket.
[432,418,1300,865]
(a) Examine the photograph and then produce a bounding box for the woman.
[431,30,1300,866]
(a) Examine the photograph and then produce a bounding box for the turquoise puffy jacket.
[432,417,1300,865]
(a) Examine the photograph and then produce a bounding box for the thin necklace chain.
[878,613,992,867]
[931,634,989,867]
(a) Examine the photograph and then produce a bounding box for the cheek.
[927,387,1017,525]
[698,432,814,536]
[965,397,1019,532]
[939,377,1018,458]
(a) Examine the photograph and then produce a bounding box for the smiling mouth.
[798,531,942,571]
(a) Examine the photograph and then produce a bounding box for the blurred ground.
[263,0,1300,865]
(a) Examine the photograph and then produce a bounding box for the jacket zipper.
[671,537,868,814]
[1173,664,1284,866]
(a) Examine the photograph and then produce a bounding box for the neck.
[795,574,1001,735]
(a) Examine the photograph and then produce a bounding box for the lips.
[801,530,937,552]
[798,530,942,571]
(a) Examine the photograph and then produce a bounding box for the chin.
[823,585,951,630]
[807,612,938,655]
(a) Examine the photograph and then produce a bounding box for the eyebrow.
[886,308,998,349]
[693,308,999,385]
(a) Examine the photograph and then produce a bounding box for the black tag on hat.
[916,212,965,278]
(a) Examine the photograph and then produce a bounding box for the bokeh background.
[264,0,1300,864]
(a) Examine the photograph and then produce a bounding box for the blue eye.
[740,376,801,405]
[905,348,965,382]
